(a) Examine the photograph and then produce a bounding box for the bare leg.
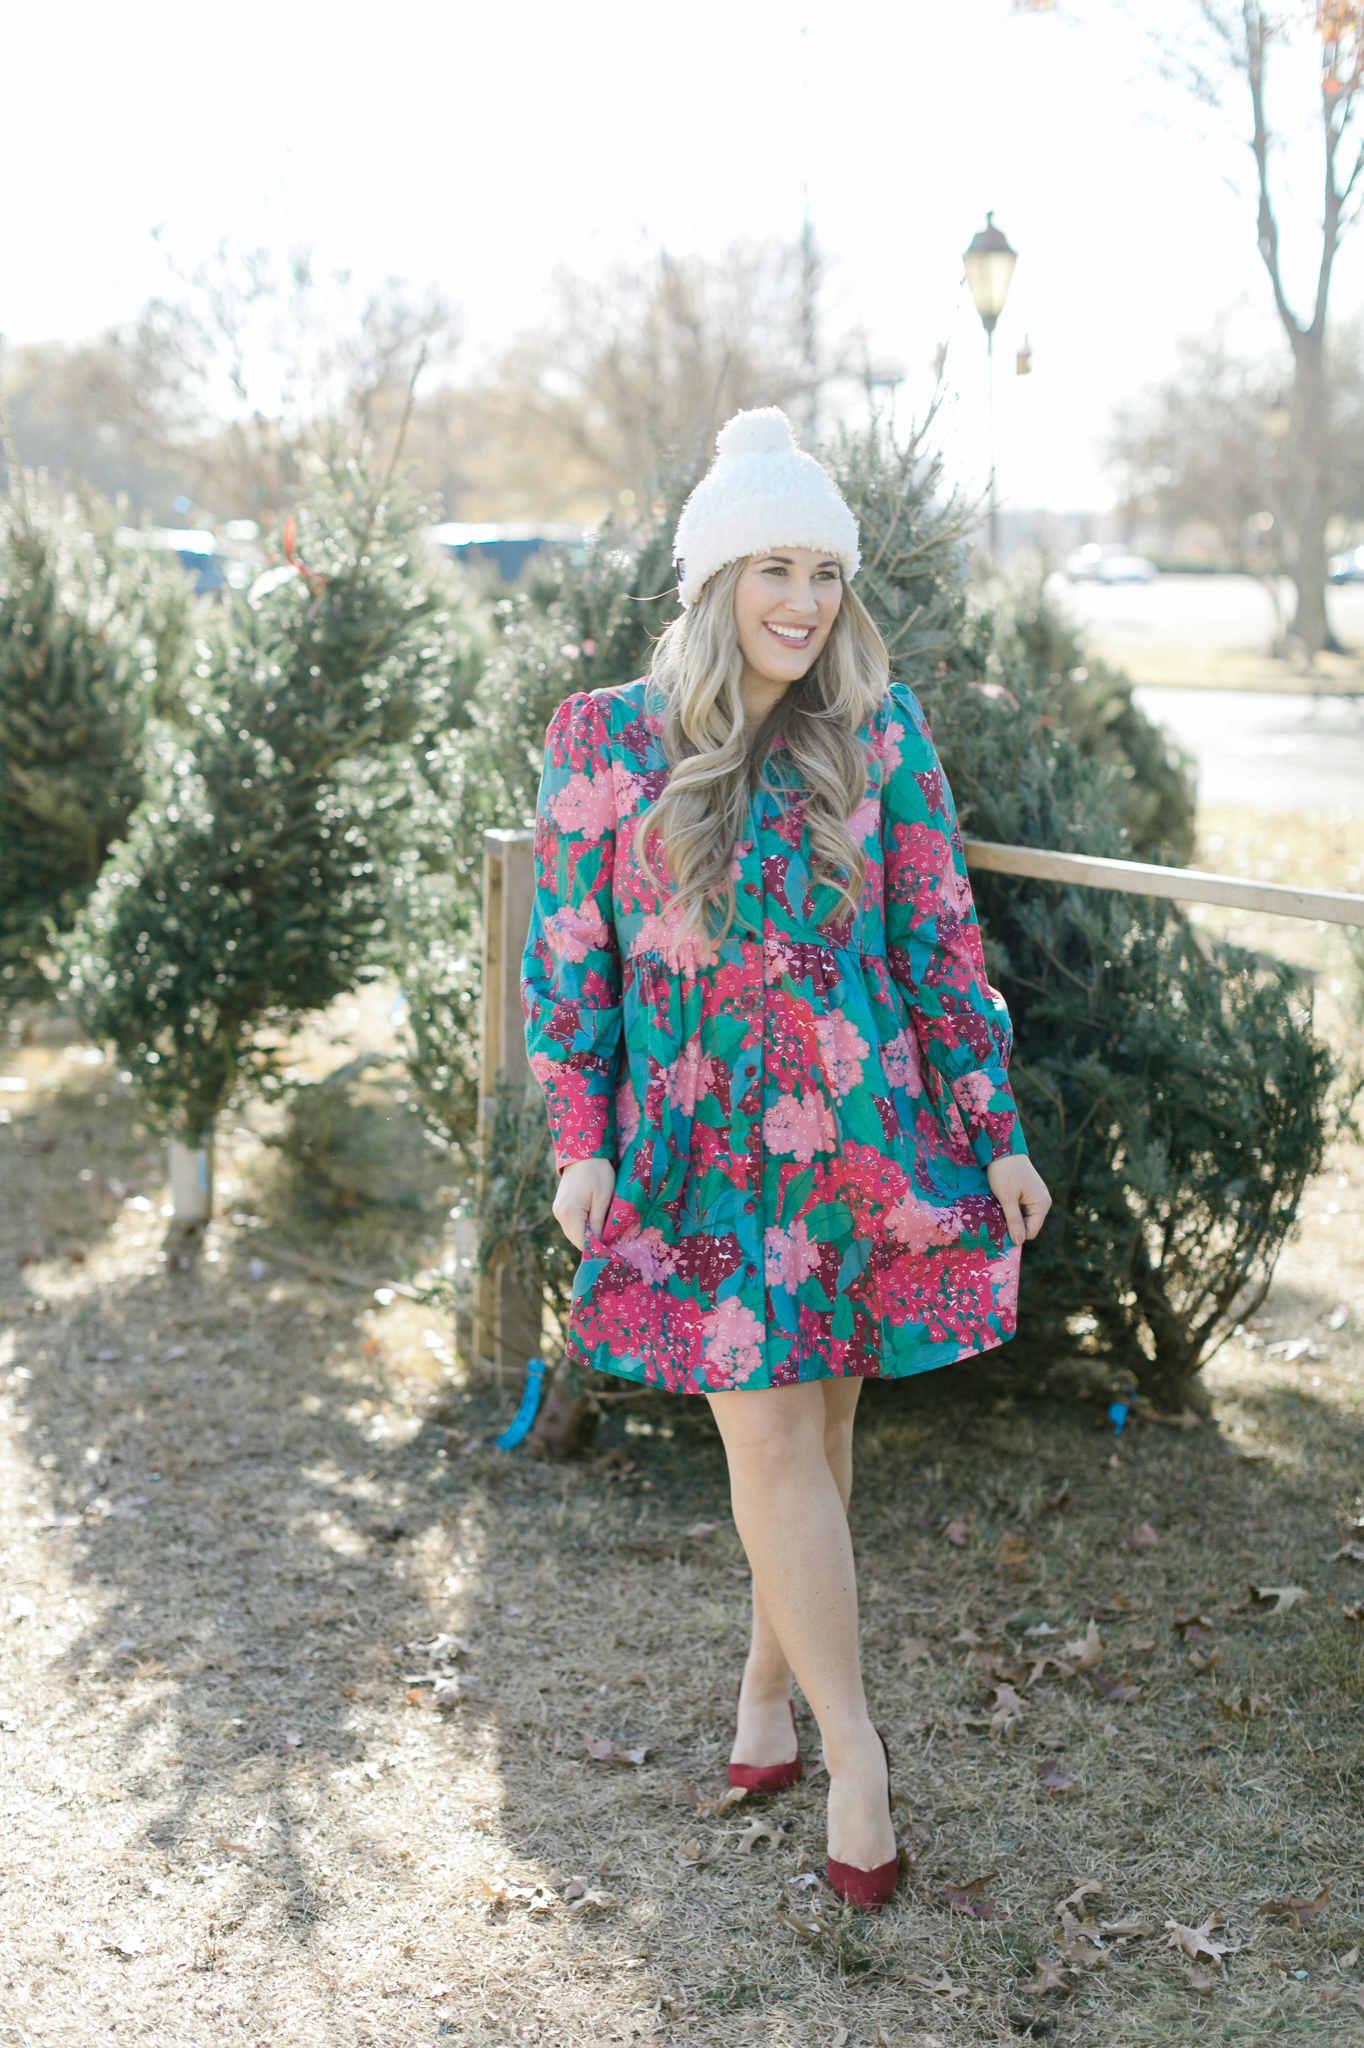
[733,1379,863,1767]
[710,1378,893,1872]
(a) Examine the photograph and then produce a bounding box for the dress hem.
[562,1318,1018,1395]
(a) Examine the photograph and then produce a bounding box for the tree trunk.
[1289,340,1343,656]
[167,1129,215,1229]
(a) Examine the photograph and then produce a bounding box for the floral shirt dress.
[520,675,1028,1395]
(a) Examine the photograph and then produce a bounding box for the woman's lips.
[765,622,814,647]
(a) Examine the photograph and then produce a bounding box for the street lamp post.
[963,211,1019,562]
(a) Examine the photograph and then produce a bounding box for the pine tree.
[0,482,181,999]
[67,463,459,1151]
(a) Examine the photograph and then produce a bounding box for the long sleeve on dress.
[880,680,1028,1170]
[520,689,624,1174]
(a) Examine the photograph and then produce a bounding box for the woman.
[521,408,1052,1909]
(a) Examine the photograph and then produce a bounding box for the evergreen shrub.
[67,464,462,1142]
[0,481,187,999]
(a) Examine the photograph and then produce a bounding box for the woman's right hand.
[553,1156,618,1251]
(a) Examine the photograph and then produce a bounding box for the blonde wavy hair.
[633,557,891,947]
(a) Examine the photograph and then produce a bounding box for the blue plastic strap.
[495,1355,548,1451]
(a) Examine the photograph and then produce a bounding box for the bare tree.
[480,233,859,511]
[1110,311,1364,646]
[2,242,460,522]
[1159,3,1364,656]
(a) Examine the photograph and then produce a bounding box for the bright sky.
[3,0,1359,514]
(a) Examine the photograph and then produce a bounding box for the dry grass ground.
[1,812,1362,2048]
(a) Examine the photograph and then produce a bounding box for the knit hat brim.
[672,407,860,606]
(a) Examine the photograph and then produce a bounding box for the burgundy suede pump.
[825,1729,900,1911]
[728,1683,802,1794]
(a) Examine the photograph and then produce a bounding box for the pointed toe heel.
[825,1728,900,1911]
[728,1685,802,1794]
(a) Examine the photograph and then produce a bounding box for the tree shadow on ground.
[5,1062,1364,2044]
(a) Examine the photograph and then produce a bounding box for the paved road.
[1132,685,1364,813]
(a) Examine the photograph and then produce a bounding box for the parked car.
[1328,545,1364,583]
[426,521,585,582]
[116,525,254,596]
[1062,542,1158,584]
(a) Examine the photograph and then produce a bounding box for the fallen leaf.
[899,1636,934,1666]
[1249,1584,1310,1614]
[828,2030,850,2048]
[1326,1542,1364,1563]
[1020,1957,1066,1993]
[1260,1884,1330,1929]
[989,1682,1027,1735]
[1342,1603,1364,1623]
[567,1886,618,1914]
[1339,1945,1360,1969]
[1058,1880,1106,1914]
[481,1876,559,1911]
[1165,1915,1237,1963]
[1037,1758,1078,1791]
[217,1838,250,1855]
[1188,1646,1222,1673]
[1185,1965,1219,1995]
[1087,1671,1143,1704]
[947,1872,1001,1918]
[1061,1618,1104,1671]
[1101,1916,1156,1938]
[1218,1691,1271,1722]
[997,1531,1030,1578]
[676,1839,703,1865]
[905,1971,966,1997]
[584,1735,651,1766]
[943,1518,971,1548]
[684,1520,719,1539]
[1121,1521,1161,1549]
[1025,1621,1061,1638]
[691,1783,749,1820]
[1058,1924,1112,1970]
[1174,1611,1216,1643]
[737,1817,778,1853]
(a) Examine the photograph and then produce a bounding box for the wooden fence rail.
[467,827,1363,1378]
[961,839,1364,928]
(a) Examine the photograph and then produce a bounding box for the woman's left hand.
[987,1154,1053,1247]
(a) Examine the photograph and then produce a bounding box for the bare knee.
[708,1385,827,1484]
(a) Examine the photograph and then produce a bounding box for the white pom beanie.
[672,406,860,607]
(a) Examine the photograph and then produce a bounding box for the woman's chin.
[745,651,818,688]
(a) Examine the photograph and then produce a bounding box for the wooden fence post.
[471,828,542,1385]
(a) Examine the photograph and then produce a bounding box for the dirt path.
[3,1003,1364,2045]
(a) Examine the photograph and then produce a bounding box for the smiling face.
[733,547,844,697]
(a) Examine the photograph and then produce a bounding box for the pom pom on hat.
[672,405,860,606]
[714,406,797,460]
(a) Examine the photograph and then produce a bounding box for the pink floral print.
[521,676,1029,1393]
